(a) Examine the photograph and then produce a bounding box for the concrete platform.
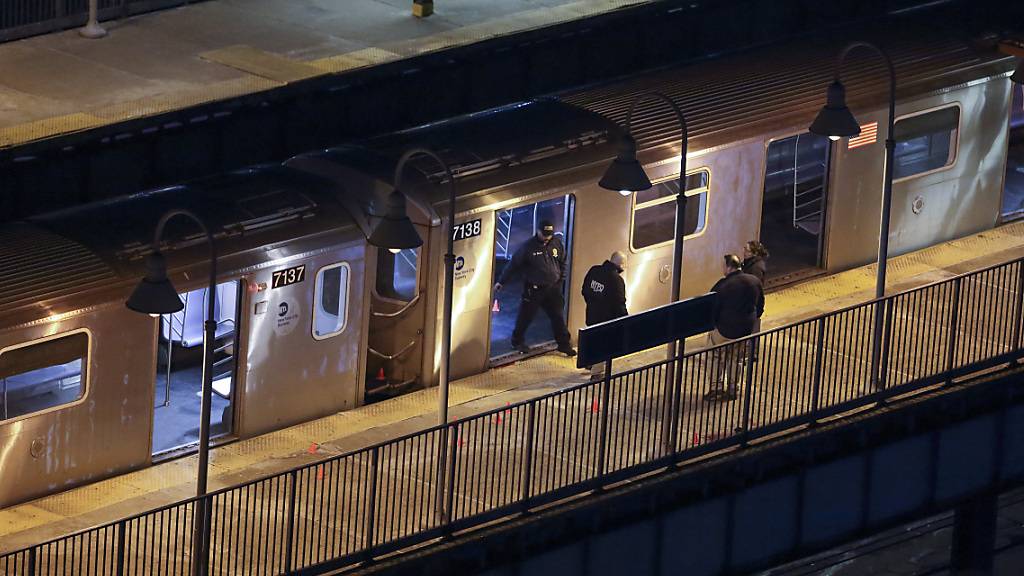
[0,0,652,148]
[2,220,1024,555]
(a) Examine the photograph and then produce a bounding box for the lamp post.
[809,41,897,390]
[125,209,216,576]
[599,91,688,452]
[79,0,107,38]
[382,149,454,428]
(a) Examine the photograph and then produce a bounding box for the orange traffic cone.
[492,298,500,313]
[316,465,324,480]
[692,432,700,446]
[308,442,318,454]
[591,397,600,413]
[375,367,386,382]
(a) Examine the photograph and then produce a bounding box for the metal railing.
[4,255,1024,576]
[0,0,203,42]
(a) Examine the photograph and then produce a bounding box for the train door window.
[759,132,831,284]
[313,263,350,339]
[1,331,88,421]
[152,280,240,456]
[893,105,960,181]
[1002,86,1024,220]
[376,248,419,302]
[630,170,710,251]
[490,195,575,362]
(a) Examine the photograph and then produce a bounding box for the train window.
[893,106,960,180]
[375,248,419,302]
[631,169,710,251]
[1,331,88,421]
[313,262,351,339]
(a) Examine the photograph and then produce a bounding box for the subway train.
[0,28,1021,508]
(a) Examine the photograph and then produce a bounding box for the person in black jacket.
[494,220,576,357]
[705,254,765,402]
[741,240,769,284]
[582,251,628,380]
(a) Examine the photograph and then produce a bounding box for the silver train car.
[0,30,1020,507]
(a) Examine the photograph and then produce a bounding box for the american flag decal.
[847,122,878,149]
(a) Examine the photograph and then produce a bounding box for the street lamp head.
[809,80,862,141]
[599,133,652,194]
[1012,58,1023,84]
[126,251,184,316]
[368,189,424,251]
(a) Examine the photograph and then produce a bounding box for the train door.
[365,221,430,400]
[490,195,574,364]
[759,132,831,285]
[151,280,241,457]
[1002,83,1024,221]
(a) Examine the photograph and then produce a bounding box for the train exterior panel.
[826,76,1013,271]
[240,241,368,438]
[0,306,155,507]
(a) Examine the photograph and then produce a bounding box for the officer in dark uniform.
[494,220,576,357]
[582,251,628,380]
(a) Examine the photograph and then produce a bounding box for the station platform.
[0,0,649,148]
[3,220,1024,554]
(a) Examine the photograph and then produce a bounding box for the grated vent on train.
[0,224,117,309]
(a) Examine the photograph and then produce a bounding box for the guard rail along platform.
[4,252,1024,575]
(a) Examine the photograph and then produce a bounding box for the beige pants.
[707,329,745,393]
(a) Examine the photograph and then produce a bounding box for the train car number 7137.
[453,219,482,242]
[272,265,306,289]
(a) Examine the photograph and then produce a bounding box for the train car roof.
[0,165,359,327]
[292,99,620,214]
[560,23,1015,155]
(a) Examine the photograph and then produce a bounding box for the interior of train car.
[490,195,574,362]
[760,132,830,285]
[152,281,239,456]
[0,332,88,422]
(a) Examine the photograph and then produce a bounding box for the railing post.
[435,427,448,524]
[878,298,895,392]
[364,448,380,552]
[444,422,459,531]
[1012,261,1024,359]
[28,546,38,576]
[869,299,886,392]
[946,277,963,384]
[668,345,685,460]
[115,520,126,576]
[739,340,756,447]
[283,471,298,572]
[810,318,826,419]
[595,359,613,482]
[519,402,537,511]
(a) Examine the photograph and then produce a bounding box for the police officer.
[582,251,628,380]
[494,220,576,357]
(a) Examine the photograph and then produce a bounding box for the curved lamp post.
[125,209,216,576]
[599,91,688,453]
[809,41,897,299]
[599,91,688,341]
[377,149,454,428]
[809,41,896,391]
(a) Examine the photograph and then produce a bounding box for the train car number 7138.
[453,219,482,242]
[272,265,306,289]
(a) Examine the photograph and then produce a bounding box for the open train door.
[759,132,831,286]
[364,216,433,401]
